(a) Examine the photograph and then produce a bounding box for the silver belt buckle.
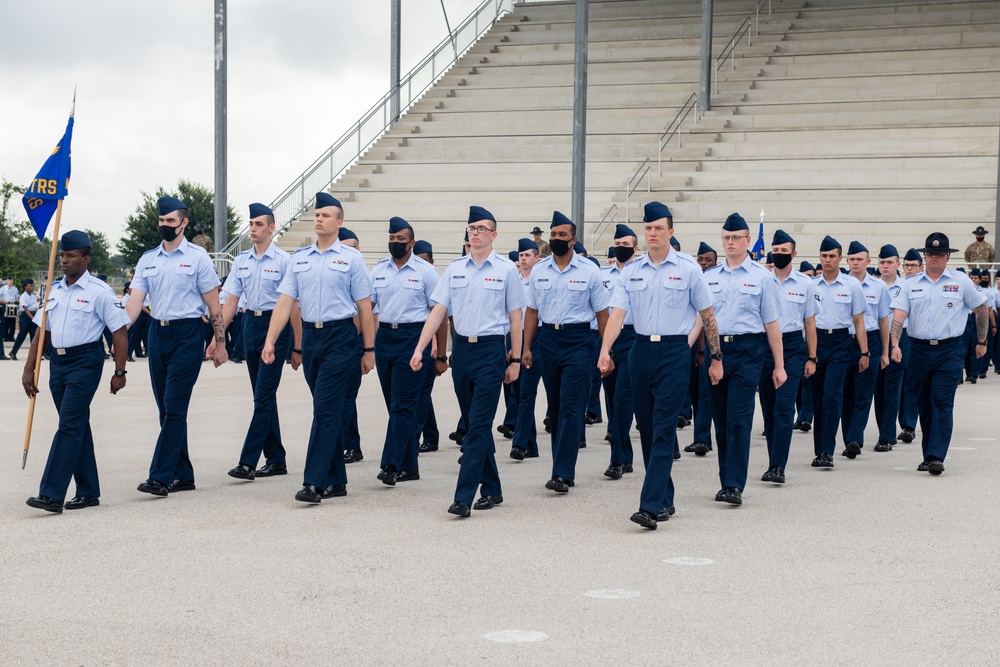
[390,322,399,330]
[930,339,939,346]
[159,320,168,327]
[252,310,263,317]
[315,321,324,329]
[55,348,67,356]
[553,324,564,330]
[825,329,834,334]
[650,334,661,342]
[468,336,478,343]
[723,335,734,343]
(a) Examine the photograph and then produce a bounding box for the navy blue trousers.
[586,331,603,419]
[147,320,205,484]
[875,329,909,443]
[38,344,104,503]
[711,336,765,491]
[513,336,542,455]
[759,333,806,469]
[502,334,518,427]
[128,311,150,357]
[810,331,851,456]
[452,337,505,506]
[842,330,882,446]
[227,310,245,360]
[910,337,963,462]
[796,374,814,424]
[631,338,687,515]
[415,360,439,447]
[692,347,713,446]
[342,333,364,453]
[237,313,290,468]
[376,326,429,473]
[962,314,976,380]
[608,326,636,466]
[540,327,593,482]
[11,312,37,355]
[301,322,355,488]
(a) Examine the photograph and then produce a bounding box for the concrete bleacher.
[275,0,999,263]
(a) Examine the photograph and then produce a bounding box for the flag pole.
[21,200,64,469]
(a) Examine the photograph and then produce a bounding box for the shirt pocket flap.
[292,262,311,273]
[70,299,95,312]
[663,275,686,290]
[567,280,588,291]
[738,282,761,296]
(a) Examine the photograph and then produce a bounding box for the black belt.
[636,334,687,343]
[541,322,591,331]
[818,328,849,335]
[721,333,764,343]
[782,330,804,342]
[622,324,635,332]
[302,318,353,329]
[51,340,102,357]
[247,309,273,317]
[851,330,879,339]
[154,317,203,327]
[456,334,505,344]
[911,336,962,346]
[379,321,424,330]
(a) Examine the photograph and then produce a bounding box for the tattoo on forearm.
[975,305,988,341]
[702,314,720,355]
[890,320,902,343]
[211,312,226,341]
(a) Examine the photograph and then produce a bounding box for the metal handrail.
[658,92,699,176]
[715,0,780,94]
[755,0,773,37]
[221,0,513,257]
[625,159,652,225]
[591,204,618,250]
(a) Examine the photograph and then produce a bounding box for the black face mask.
[549,238,572,257]
[158,225,182,242]
[613,246,635,263]
[771,253,793,269]
[388,242,410,260]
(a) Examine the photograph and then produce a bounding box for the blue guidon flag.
[22,110,74,242]
[750,221,766,262]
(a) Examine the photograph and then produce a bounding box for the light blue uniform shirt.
[891,269,986,340]
[0,285,18,304]
[277,240,373,322]
[705,256,780,335]
[34,271,131,348]
[369,253,440,324]
[849,273,891,334]
[130,239,220,320]
[19,291,38,314]
[601,262,634,326]
[882,275,907,328]
[812,272,866,330]
[222,242,291,311]
[771,270,817,334]
[430,252,526,337]
[609,249,711,336]
[526,253,609,324]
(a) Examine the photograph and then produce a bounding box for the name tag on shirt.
[293,262,311,273]
[535,278,552,290]
[909,287,925,299]
[450,275,469,288]
[45,298,57,312]
[373,276,389,287]
[143,266,159,277]
[708,281,722,293]
[626,278,647,292]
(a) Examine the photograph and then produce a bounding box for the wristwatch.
[509,357,522,364]
[292,348,302,354]
[978,339,987,346]
[710,351,723,361]
[363,347,375,353]
[807,357,818,364]
[436,356,447,363]
[114,369,127,377]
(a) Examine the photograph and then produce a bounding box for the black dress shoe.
[818,453,834,468]
[295,485,322,503]
[473,495,503,510]
[393,470,418,482]
[167,480,196,492]
[321,485,347,498]
[873,441,892,453]
[968,376,977,384]
[584,412,602,425]
[694,442,712,456]
[448,501,471,517]
[677,415,690,428]
[656,506,675,521]
[344,449,364,463]
[9,352,17,361]
[722,487,742,506]
[673,450,681,460]
[448,430,465,443]
[545,476,570,493]
[774,466,786,483]
[927,459,945,475]
[579,440,587,449]
[796,421,812,432]
[684,442,700,452]
[418,442,439,453]
[622,463,634,473]
[917,461,930,472]
[26,495,63,513]
[761,466,779,483]
[899,428,915,443]
[510,446,526,461]
[715,488,728,502]
[256,463,288,477]
[377,469,397,486]
[137,479,168,496]
[228,464,255,480]
[524,450,539,458]
[604,432,612,442]
[630,509,657,529]
[604,464,623,480]
[457,454,463,464]
[843,441,862,459]
[64,496,100,510]
[126,355,135,362]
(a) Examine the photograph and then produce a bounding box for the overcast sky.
[0,0,487,249]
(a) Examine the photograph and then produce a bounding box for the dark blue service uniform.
[841,274,890,450]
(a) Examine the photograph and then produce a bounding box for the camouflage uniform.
[964,241,995,270]
[536,238,551,259]
[191,233,215,254]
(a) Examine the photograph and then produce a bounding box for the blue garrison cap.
[614,224,637,240]
[723,213,748,232]
[157,196,186,216]
[607,247,615,259]
[903,248,922,262]
[469,205,495,224]
[697,242,716,256]
[839,267,849,274]
[96,275,107,281]
[771,229,794,246]
[957,267,966,274]
[588,256,601,268]
[388,216,412,234]
[338,227,358,242]
[464,230,469,243]
[847,240,868,256]
[970,268,982,277]
[315,192,342,210]
[22,278,34,286]
[574,242,587,255]
[60,230,91,252]
[878,244,899,259]
[413,240,432,255]
[518,238,538,253]
[819,235,841,252]
[982,270,992,280]
[670,237,680,249]
[866,267,876,275]
[643,202,672,223]
[799,260,814,273]
[551,210,574,228]
[508,250,519,262]
[766,252,774,264]
[249,202,273,219]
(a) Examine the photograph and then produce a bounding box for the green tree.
[83,229,114,276]
[0,178,48,281]
[117,180,241,266]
